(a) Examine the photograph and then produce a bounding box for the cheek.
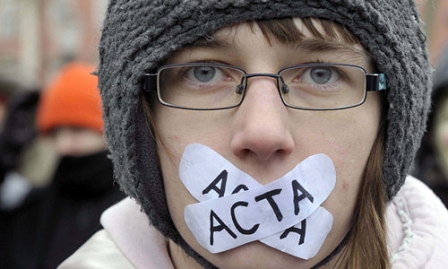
[154,107,228,243]
[157,145,192,233]
[156,106,229,142]
[307,102,381,236]
[309,116,377,188]
[320,126,371,207]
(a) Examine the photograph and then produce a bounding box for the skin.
[46,126,106,157]
[153,19,382,269]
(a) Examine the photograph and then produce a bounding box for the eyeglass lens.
[157,64,367,110]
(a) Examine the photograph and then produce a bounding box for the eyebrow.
[190,35,370,61]
[191,36,234,49]
[294,39,369,59]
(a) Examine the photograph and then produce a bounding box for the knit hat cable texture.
[98,1,432,268]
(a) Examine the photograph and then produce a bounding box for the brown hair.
[335,119,388,269]
[143,17,389,269]
[253,18,360,45]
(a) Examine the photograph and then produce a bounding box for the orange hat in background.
[37,62,103,134]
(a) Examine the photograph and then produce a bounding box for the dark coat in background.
[0,150,125,269]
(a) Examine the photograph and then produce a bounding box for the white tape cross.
[180,143,335,259]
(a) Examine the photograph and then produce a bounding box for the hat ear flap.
[132,100,218,268]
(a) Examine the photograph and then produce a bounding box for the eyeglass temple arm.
[142,73,158,93]
[366,73,387,92]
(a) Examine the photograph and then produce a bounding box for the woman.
[60,1,448,268]
[0,62,124,269]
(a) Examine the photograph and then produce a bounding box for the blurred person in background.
[0,72,57,210]
[414,45,448,207]
[0,89,57,209]
[0,61,125,269]
[0,75,39,187]
[0,74,16,131]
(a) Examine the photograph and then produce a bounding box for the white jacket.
[58,176,448,269]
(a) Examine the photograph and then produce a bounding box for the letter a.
[203,170,228,198]
[279,219,307,245]
[292,180,314,215]
[209,210,237,246]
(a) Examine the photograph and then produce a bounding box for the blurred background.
[0,2,121,268]
[0,0,107,89]
[419,0,448,64]
[0,0,447,89]
[0,0,448,268]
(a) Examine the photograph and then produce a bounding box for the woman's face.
[153,19,382,269]
[47,126,105,157]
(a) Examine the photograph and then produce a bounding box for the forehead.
[186,17,370,61]
[169,17,371,68]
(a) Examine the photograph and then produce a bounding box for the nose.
[230,77,294,163]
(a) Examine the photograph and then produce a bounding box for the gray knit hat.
[98,0,431,267]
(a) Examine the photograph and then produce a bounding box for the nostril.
[231,130,294,163]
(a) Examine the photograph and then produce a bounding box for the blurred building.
[0,0,107,89]
[418,0,448,65]
[0,0,447,91]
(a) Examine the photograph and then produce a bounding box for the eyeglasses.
[143,63,386,111]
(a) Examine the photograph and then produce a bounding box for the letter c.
[231,201,260,235]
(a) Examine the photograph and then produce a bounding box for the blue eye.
[192,66,217,82]
[309,67,334,84]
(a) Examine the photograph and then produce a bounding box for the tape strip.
[180,143,335,259]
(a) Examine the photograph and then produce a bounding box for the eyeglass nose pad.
[236,84,245,94]
[281,84,290,94]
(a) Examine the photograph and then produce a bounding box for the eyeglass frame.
[142,62,387,111]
